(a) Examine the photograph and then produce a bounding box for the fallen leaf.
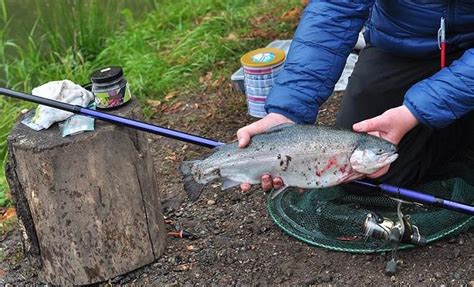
[199,72,213,84]
[173,102,183,109]
[251,14,274,26]
[165,154,178,162]
[165,91,178,101]
[165,101,184,113]
[211,79,221,88]
[0,208,16,222]
[201,12,213,23]
[146,99,162,108]
[0,268,6,278]
[246,28,276,40]
[225,32,238,41]
[281,7,302,22]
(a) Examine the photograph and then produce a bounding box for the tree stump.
[5,99,166,285]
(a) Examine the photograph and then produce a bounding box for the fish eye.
[376,148,384,155]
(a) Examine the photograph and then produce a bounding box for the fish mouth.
[377,152,398,164]
[350,150,398,174]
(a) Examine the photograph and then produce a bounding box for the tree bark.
[5,99,166,285]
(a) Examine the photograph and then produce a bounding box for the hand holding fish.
[352,105,419,178]
[237,113,294,192]
[233,106,416,195]
[237,113,294,148]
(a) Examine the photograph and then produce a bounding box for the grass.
[0,0,301,207]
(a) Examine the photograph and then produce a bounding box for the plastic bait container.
[240,47,286,118]
[90,66,131,109]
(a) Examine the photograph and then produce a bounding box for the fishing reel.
[364,212,426,247]
[363,201,426,275]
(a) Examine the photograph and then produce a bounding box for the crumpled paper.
[22,80,94,130]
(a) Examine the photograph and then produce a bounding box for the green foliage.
[0,0,300,206]
[34,0,147,61]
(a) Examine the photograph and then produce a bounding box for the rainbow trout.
[181,124,398,201]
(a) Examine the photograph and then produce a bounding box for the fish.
[180,124,398,201]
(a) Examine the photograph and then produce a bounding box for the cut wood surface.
[5,99,166,285]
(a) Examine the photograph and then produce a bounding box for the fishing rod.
[354,180,474,215]
[1,87,473,215]
[0,87,222,149]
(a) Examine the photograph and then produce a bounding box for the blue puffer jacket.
[265,0,474,129]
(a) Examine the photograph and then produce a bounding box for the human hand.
[236,113,294,192]
[352,105,419,178]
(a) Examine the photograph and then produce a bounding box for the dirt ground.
[1,77,474,286]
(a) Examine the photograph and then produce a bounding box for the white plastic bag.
[334,53,359,92]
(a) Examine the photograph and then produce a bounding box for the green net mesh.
[267,159,474,253]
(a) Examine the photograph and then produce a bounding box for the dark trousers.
[335,46,474,188]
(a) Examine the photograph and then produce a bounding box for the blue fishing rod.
[0,87,221,149]
[1,87,473,215]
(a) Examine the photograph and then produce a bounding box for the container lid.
[91,66,123,84]
[240,47,285,68]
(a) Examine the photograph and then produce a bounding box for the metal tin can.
[240,47,286,118]
[90,66,131,109]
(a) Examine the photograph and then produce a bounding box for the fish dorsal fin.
[265,123,295,134]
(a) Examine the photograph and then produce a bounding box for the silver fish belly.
[216,151,360,188]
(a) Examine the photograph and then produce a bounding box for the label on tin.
[251,52,275,64]
[94,84,131,109]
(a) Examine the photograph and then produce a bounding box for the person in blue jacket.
[237,1,474,192]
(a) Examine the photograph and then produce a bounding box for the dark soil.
[1,79,474,286]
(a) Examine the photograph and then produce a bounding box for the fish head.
[350,136,398,174]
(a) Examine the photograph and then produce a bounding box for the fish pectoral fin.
[265,123,295,134]
[221,178,241,190]
[271,185,289,199]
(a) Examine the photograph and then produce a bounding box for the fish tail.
[180,160,205,201]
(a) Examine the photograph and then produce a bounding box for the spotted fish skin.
[181,124,398,200]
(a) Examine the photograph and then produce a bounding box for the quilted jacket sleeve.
[404,48,474,129]
[265,0,374,124]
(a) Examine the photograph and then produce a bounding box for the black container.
[90,66,131,109]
